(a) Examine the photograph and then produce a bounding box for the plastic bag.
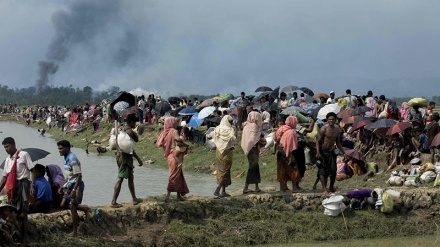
[387,176,403,186]
[108,128,117,150]
[420,171,436,183]
[380,192,394,213]
[117,129,134,154]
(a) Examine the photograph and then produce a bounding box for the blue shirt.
[34,176,53,202]
[64,151,82,184]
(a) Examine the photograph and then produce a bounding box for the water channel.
[0,121,239,206]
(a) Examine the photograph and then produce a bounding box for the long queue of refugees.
[1,88,440,246]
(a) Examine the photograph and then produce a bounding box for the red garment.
[5,151,20,200]
[156,117,178,157]
[69,112,78,125]
[166,153,189,195]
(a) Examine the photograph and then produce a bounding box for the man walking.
[111,114,143,208]
[57,140,91,237]
[0,137,35,246]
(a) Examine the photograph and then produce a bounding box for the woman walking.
[241,111,266,193]
[275,116,301,192]
[157,117,190,202]
[207,115,236,197]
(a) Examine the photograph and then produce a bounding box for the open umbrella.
[281,106,305,116]
[207,116,222,125]
[260,101,270,111]
[258,92,271,101]
[385,122,412,136]
[155,101,171,116]
[198,106,216,119]
[119,106,137,119]
[270,86,280,100]
[345,149,364,161]
[170,106,185,117]
[341,115,359,124]
[246,95,255,102]
[179,107,197,116]
[255,86,273,92]
[366,119,397,130]
[300,87,314,97]
[313,93,330,99]
[281,85,300,93]
[113,101,129,113]
[168,96,182,102]
[189,113,204,127]
[351,106,373,116]
[301,103,320,115]
[310,104,325,119]
[317,104,341,120]
[1,148,50,169]
[337,109,353,119]
[218,93,234,103]
[430,132,440,148]
[350,120,372,133]
[200,98,215,107]
[408,97,427,107]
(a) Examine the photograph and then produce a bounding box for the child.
[30,164,53,214]
[174,126,190,168]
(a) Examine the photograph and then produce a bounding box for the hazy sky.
[1,0,440,98]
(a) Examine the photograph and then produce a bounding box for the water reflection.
[0,122,238,206]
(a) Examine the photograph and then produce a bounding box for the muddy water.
[0,122,239,206]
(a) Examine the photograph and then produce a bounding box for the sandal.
[111,203,122,208]
[133,199,143,205]
[242,189,253,194]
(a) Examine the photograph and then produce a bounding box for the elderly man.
[326,91,336,104]
[0,137,35,246]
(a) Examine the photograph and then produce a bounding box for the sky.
[1,0,440,99]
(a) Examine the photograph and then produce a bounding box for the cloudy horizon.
[1,0,440,98]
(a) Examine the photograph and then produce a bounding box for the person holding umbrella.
[0,137,35,246]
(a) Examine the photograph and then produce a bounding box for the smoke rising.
[35,0,139,91]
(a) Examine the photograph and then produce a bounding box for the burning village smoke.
[35,0,139,91]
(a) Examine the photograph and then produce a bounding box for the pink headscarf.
[156,117,178,157]
[241,112,262,155]
[400,102,409,122]
[276,116,296,140]
[279,116,298,154]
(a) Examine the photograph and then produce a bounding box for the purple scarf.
[47,164,65,186]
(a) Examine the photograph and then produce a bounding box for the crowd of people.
[0,88,439,245]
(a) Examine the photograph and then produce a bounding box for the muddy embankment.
[29,188,440,247]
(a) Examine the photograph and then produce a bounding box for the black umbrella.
[365,119,397,130]
[260,102,269,111]
[353,116,377,126]
[155,101,171,116]
[281,85,300,93]
[246,95,255,102]
[270,86,280,100]
[168,96,182,102]
[207,116,222,125]
[170,106,185,117]
[255,86,273,92]
[351,106,373,116]
[1,148,50,169]
[300,87,314,97]
[258,92,271,100]
[310,104,325,120]
[269,102,278,112]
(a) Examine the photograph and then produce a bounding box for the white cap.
[410,158,421,164]
[330,91,335,94]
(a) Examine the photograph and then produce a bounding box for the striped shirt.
[64,151,82,184]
